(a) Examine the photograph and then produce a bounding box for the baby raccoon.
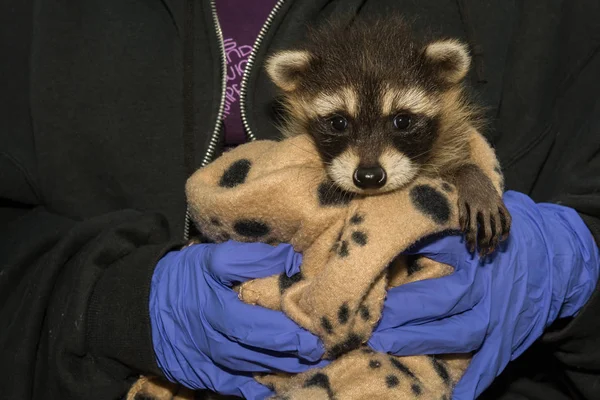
[265,14,511,255]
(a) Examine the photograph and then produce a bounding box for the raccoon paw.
[458,194,511,257]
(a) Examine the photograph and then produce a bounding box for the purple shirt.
[216,0,278,146]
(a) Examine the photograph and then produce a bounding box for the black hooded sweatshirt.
[1,1,600,399]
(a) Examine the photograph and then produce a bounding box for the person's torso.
[11,0,600,239]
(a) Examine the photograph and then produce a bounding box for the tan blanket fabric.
[129,131,502,400]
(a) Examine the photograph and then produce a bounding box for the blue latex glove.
[149,241,327,399]
[368,191,600,399]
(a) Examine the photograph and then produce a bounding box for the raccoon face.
[299,85,444,194]
[266,21,471,194]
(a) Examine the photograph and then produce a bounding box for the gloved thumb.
[403,232,469,264]
[205,241,303,286]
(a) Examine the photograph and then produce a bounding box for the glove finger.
[376,263,482,330]
[206,331,330,373]
[450,342,505,400]
[206,241,303,286]
[203,279,325,362]
[157,304,326,381]
[368,309,487,356]
[404,232,470,261]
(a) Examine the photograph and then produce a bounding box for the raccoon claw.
[459,196,511,257]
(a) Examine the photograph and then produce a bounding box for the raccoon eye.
[393,114,412,130]
[328,115,348,132]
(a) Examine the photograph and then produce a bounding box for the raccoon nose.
[353,166,387,189]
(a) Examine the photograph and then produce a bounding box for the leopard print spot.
[279,271,303,293]
[406,255,423,276]
[304,373,330,389]
[338,241,349,257]
[351,231,368,246]
[350,214,364,224]
[386,375,400,388]
[328,333,364,359]
[390,358,418,380]
[359,305,371,321]
[412,383,422,395]
[219,159,252,188]
[410,185,451,224]
[430,356,451,386]
[321,317,334,335]
[303,373,334,399]
[338,303,350,324]
[234,220,271,238]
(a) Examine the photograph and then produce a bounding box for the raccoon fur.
[265,14,511,255]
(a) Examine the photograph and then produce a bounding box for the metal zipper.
[183,0,285,240]
[183,0,228,240]
[239,0,286,142]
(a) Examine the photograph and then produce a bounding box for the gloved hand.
[368,191,600,399]
[149,241,327,399]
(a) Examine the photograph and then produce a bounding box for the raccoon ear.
[423,39,471,84]
[265,50,313,92]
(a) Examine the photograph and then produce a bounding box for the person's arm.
[0,5,183,400]
[479,113,600,399]
[532,103,600,400]
[1,195,330,400]
[478,216,600,400]
[0,172,185,400]
[480,17,600,398]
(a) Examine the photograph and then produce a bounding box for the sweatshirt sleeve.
[1,2,185,397]
[0,196,184,400]
[480,37,600,400]
[529,63,600,400]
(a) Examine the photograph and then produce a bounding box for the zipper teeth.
[203,0,228,166]
[239,0,286,142]
[184,0,229,240]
